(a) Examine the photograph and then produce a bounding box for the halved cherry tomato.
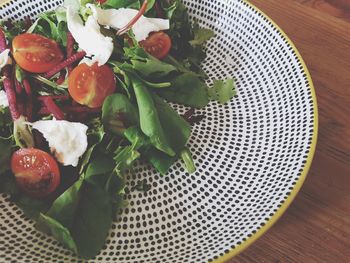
[68,63,116,108]
[139,31,172,59]
[11,148,61,198]
[12,33,64,73]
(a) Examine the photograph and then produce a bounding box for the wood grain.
[229,0,350,262]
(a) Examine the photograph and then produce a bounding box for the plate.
[0,0,318,262]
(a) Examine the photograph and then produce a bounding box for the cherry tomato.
[96,0,106,3]
[11,148,61,198]
[139,31,172,59]
[68,63,117,108]
[12,33,64,73]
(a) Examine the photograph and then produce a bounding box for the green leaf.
[37,213,78,253]
[189,27,215,46]
[15,196,51,220]
[123,47,177,78]
[0,135,14,175]
[13,116,34,149]
[157,73,209,108]
[105,0,155,11]
[0,171,18,195]
[152,93,191,152]
[208,78,236,104]
[46,179,84,228]
[180,147,196,174]
[70,182,113,259]
[102,94,139,135]
[130,75,175,156]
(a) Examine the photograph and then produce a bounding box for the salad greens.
[0,0,236,259]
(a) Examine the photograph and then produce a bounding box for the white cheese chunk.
[87,4,170,42]
[0,49,12,70]
[0,90,9,108]
[66,6,114,66]
[31,119,88,167]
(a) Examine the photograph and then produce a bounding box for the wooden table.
[229,1,350,262]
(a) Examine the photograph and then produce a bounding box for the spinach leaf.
[152,93,191,152]
[102,94,139,135]
[15,196,51,220]
[37,213,78,253]
[0,136,14,175]
[157,73,209,108]
[0,171,18,195]
[180,147,196,174]
[129,75,175,157]
[208,78,236,104]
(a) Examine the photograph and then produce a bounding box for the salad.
[0,0,236,259]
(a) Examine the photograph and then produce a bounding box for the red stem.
[43,51,86,79]
[38,95,70,101]
[155,0,165,18]
[56,70,66,85]
[0,27,7,52]
[14,77,23,94]
[41,97,65,120]
[23,79,33,121]
[117,0,148,36]
[2,70,20,120]
[39,105,101,115]
[67,32,75,75]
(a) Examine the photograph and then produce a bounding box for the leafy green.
[208,78,236,104]
[189,26,215,46]
[15,196,51,220]
[123,47,177,78]
[180,147,196,174]
[0,136,14,175]
[102,94,139,135]
[130,75,175,157]
[157,73,209,108]
[13,116,34,149]
[0,171,18,195]
[37,213,78,253]
[105,0,155,12]
[29,12,68,46]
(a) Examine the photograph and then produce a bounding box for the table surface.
[230,0,350,262]
[0,0,349,262]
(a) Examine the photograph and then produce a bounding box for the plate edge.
[212,1,319,262]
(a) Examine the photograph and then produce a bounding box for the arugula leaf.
[105,0,155,12]
[189,26,215,46]
[157,73,209,108]
[208,78,236,104]
[0,136,14,175]
[102,94,139,135]
[123,47,177,78]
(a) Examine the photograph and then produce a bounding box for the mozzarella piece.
[0,49,12,70]
[31,119,88,167]
[87,4,170,42]
[66,6,113,66]
[0,90,9,108]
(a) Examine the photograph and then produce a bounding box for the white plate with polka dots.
[0,0,318,262]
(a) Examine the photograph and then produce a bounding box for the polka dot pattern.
[0,0,316,262]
